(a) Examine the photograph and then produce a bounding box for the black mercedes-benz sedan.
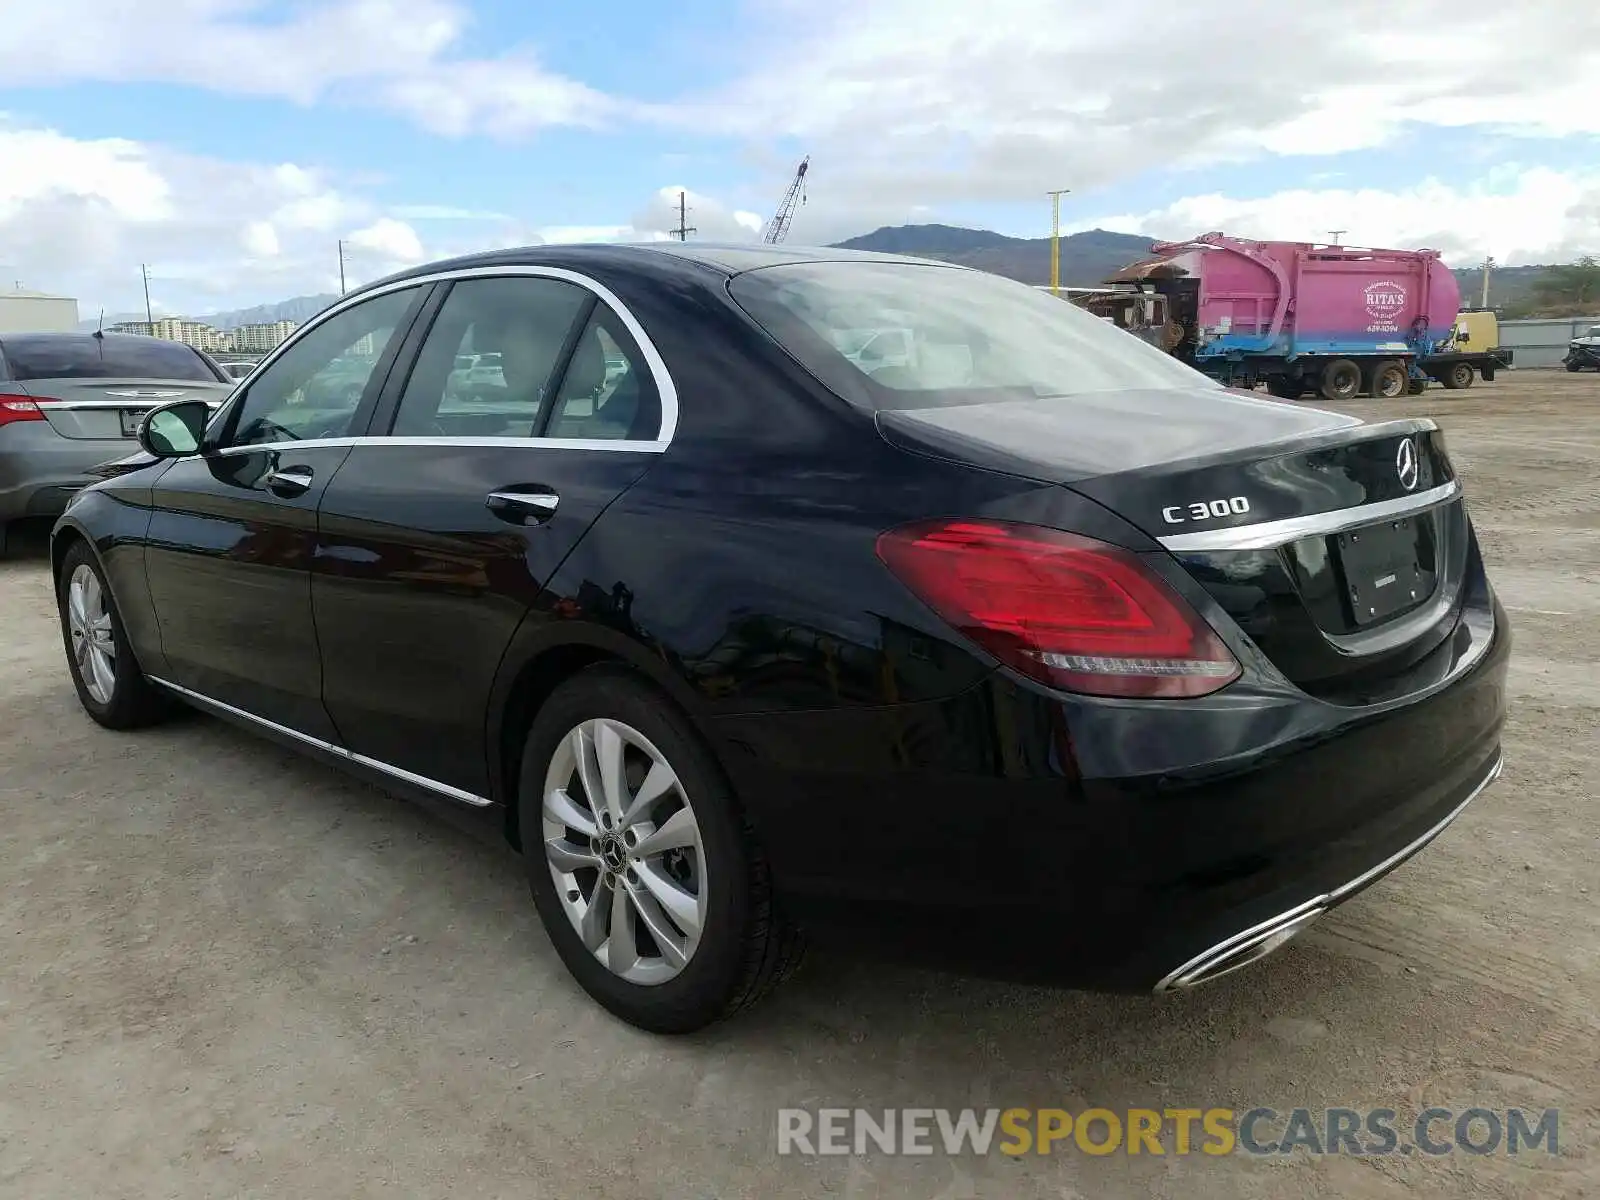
[50,243,1509,1032]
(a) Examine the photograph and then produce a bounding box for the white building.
[0,289,81,333]
[228,320,298,353]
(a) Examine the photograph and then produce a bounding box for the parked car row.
[42,244,1506,1032]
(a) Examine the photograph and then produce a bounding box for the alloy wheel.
[67,564,117,705]
[541,718,707,985]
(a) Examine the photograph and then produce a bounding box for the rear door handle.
[265,464,314,496]
[486,490,560,525]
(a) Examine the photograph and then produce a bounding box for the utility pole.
[338,240,348,295]
[1047,188,1071,296]
[1480,255,1494,309]
[673,191,696,242]
[140,263,153,325]
[1328,230,1346,246]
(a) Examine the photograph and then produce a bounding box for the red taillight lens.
[875,519,1241,698]
[0,393,45,427]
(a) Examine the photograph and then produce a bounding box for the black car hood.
[875,387,1362,484]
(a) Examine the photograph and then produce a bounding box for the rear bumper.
[0,426,132,520]
[712,597,1510,991]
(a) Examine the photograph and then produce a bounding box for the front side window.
[226,289,417,447]
[728,261,1215,412]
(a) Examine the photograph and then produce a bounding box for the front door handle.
[486,490,560,525]
[265,464,314,496]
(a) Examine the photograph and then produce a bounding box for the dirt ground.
[1,370,1596,1199]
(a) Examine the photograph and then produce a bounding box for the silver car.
[0,332,235,556]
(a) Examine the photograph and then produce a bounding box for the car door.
[311,270,670,798]
[143,285,431,739]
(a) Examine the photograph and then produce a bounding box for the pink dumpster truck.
[1106,233,1510,400]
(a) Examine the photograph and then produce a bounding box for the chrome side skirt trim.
[1159,480,1461,552]
[1154,750,1504,992]
[148,676,493,808]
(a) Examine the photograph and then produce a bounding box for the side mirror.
[137,399,211,459]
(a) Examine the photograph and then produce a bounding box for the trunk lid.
[19,378,235,440]
[877,390,1471,698]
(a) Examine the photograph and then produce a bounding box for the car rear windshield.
[727,260,1214,411]
[1,335,221,383]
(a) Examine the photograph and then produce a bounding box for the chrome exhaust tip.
[1154,903,1325,992]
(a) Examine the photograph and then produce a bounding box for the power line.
[673,191,696,242]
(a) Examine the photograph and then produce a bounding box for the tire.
[1318,358,1362,402]
[1368,360,1407,399]
[1441,362,1475,390]
[1568,360,1583,373]
[1265,375,1302,399]
[56,540,173,729]
[518,665,804,1033]
[1408,378,1427,395]
[0,521,9,560]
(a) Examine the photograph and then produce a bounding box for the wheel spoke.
[544,785,597,838]
[544,837,600,874]
[68,581,87,628]
[620,759,677,829]
[632,807,698,858]
[579,883,612,952]
[89,646,116,702]
[594,720,628,823]
[82,573,102,618]
[73,636,91,668]
[623,881,689,968]
[607,882,637,974]
[571,727,606,817]
[634,860,702,939]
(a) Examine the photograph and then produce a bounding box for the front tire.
[518,666,803,1032]
[56,541,172,729]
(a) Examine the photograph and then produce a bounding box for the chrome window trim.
[1158,480,1461,552]
[211,434,662,457]
[213,264,678,456]
[148,676,492,808]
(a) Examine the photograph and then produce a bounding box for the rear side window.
[727,260,1212,411]
[0,335,221,382]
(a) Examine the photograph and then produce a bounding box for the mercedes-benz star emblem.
[1395,436,1420,492]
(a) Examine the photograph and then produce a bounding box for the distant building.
[227,320,298,353]
[108,316,229,352]
[0,288,80,334]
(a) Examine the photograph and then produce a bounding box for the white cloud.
[666,0,1600,206]
[0,0,612,135]
[1091,169,1600,267]
[347,218,426,263]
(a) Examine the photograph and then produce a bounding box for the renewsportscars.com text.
[776,1106,1560,1158]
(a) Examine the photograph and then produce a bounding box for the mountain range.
[78,225,1556,332]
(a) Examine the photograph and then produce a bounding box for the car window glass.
[390,277,591,439]
[543,308,661,441]
[228,289,416,448]
[728,261,1215,412]
[1,335,220,382]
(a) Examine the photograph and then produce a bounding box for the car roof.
[360,241,969,298]
[0,331,184,350]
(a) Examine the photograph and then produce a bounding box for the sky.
[2,0,1598,317]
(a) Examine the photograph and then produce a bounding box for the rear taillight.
[0,393,45,426]
[875,519,1241,699]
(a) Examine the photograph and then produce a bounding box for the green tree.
[1529,256,1600,309]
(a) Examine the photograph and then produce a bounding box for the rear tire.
[1265,375,1302,399]
[1318,358,1362,402]
[56,541,173,729]
[519,666,803,1033]
[1568,360,1583,373]
[1368,360,1407,399]
[1441,362,1475,390]
[1408,378,1428,395]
